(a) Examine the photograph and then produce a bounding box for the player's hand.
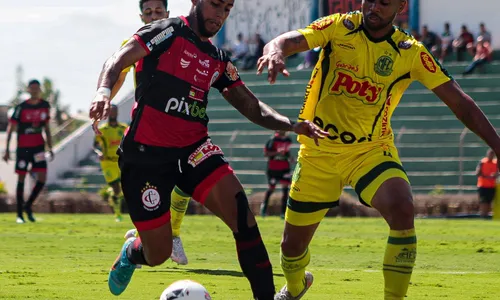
[2,151,9,163]
[89,91,111,135]
[47,150,54,162]
[292,120,329,146]
[98,153,104,161]
[256,51,290,84]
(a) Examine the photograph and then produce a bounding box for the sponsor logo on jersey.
[146,26,174,51]
[420,52,437,73]
[188,140,224,167]
[398,40,412,49]
[165,97,206,119]
[374,55,394,76]
[199,59,210,68]
[381,94,393,136]
[189,86,206,102]
[310,17,335,31]
[180,58,190,68]
[225,61,239,81]
[337,43,356,50]
[329,69,385,105]
[184,50,197,58]
[300,67,319,116]
[210,71,220,86]
[196,68,209,76]
[343,18,355,30]
[336,61,359,73]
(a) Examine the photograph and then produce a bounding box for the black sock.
[281,187,289,215]
[126,237,148,265]
[234,225,275,300]
[261,190,273,214]
[26,181,45,208]
[16,182,24,218]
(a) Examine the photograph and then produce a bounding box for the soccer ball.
[160,280,212,300]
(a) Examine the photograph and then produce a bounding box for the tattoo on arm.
[264,31,310,58]
[223,85,293,131]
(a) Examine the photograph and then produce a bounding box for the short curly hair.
[139,0,168,11]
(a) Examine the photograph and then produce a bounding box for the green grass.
[0,214,500,299]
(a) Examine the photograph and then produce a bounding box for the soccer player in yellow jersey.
[93,105,128,222]
[112,0,189,265]
[258,1,500,299]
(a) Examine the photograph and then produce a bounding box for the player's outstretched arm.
[257,31,310,84]
[434,81,500,159]
[2,122,16,162]
[90,39,147,134]
[223,85,328,145]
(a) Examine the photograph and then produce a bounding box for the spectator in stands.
[478,23,492,44]
[453,25,474,61]
[410,28,421,41]
[242,33,266,70]
[228,32,249,66]
[476,149,498,218]
[439,22,454,63]
[462,36,492,76]
[421,25,441,57]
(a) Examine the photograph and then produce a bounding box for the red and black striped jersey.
[10,100,50,149]
[121,16,243,163]
[265,135,292,171]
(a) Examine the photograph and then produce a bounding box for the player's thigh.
[15,150,30,175]
[177,140,245,231]
[119,159,177,251]
[479,188,495,204]
[287,148,343,227]
[348,143,410,208]
[101,160,121,185]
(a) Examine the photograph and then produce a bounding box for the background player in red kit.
[260,130,294,218]
[89,0,327,299]
[3,79,53,224]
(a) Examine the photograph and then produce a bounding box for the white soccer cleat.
[274,271,314,300]
[16,217,25,224]
[123,229,142,269]
[171,236,188,265]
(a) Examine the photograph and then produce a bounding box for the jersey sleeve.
[9,105,21,124]
[264,139,274,152]
[212,59,243,92]
[120,39,133,73]
[133,19,177,56]
[297,14,341,49]
[411,45,452,90]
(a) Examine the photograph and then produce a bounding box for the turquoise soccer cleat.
[108,237,137,295]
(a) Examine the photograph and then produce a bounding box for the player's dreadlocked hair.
[139,0,168,11]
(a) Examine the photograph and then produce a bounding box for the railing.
[395,126,406,151]
[458,127,470,194]
[227,130,240,158]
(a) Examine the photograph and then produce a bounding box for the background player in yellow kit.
[93,105,128,222]
[258,0,500,299]
[113,0,189,265]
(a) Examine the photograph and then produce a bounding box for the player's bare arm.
[434,80,500,163]
[223,85,328,145]
[44,122,54,159]
[90,39,147,134]
[110,72,128,100]
[257,31,310,84]
[2,122,16,162]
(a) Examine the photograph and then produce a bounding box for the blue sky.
[0,0,192,113]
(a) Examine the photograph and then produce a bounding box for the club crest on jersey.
[310,16,335,31]
[141,182,161,211]
[225,61,239,81]
[343,18,355,30]
[374,55,394,76]
[329,69,385,105]
[420,52,437,73]
[398,40,412,49]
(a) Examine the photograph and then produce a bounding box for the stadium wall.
[420,0,500,49]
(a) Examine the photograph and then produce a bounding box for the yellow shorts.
[100,160,121,185]
[287,142,409,226]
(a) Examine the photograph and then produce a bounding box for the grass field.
[1,214,500,300]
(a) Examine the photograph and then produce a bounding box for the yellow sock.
[170,186,190,237]
[281,248,310,297]
[383,228,417,300]
[109,189,122,218]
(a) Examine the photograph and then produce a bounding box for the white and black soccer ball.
[160,280,212,300]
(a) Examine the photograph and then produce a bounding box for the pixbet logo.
[165,97,206,119]
[329,69,385,105]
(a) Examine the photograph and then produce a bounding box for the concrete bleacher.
[49,60,500,196]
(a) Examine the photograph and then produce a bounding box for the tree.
[10,65,26,107]
[41,77,69,126]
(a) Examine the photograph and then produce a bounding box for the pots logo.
[420,52,437,73]
[329,69,385,105]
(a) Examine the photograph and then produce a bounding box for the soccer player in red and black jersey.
[260,131,294,218]
[3,80,53,224]
[89,1,327,298]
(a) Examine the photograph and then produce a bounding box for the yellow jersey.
[297,11,452,152]
[95,122,128,161]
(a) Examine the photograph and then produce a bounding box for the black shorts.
[478,187,496,204]
[15,147,47,175]
[120,139,233,231]
[267,169,291,186]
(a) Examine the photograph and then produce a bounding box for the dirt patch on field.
[0,191,482,217]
